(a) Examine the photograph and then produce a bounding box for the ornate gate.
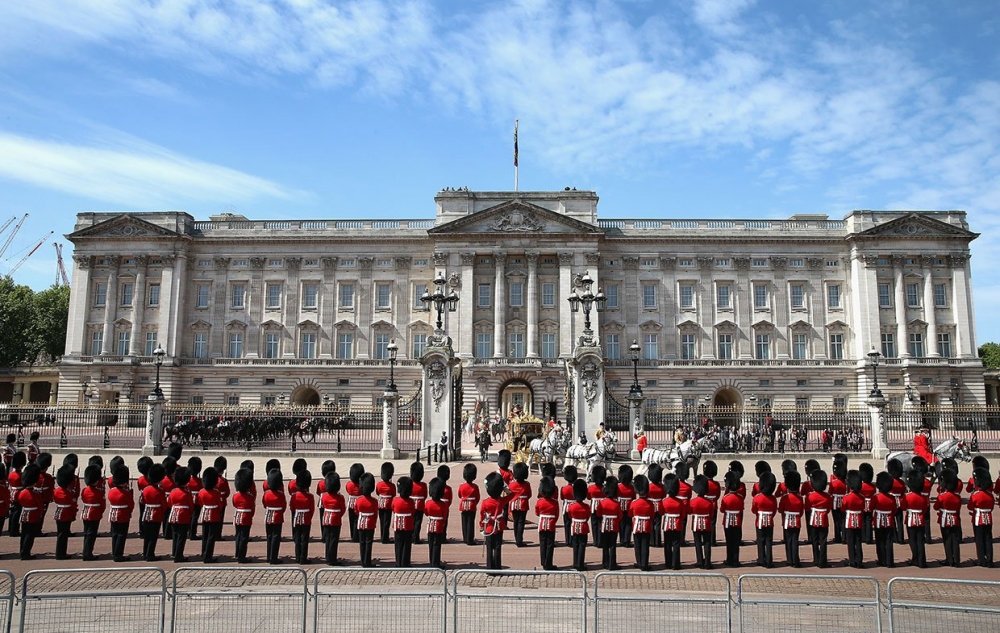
[605,385,630,448]
[398,389,422,452]
[451,364,463,456]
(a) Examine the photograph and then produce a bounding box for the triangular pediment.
[908,318,928,327]
[189,319,211,330]
[67,214,184,241]
[334,319,356,330]
[260,319,283,330]
[639,319,663,331]
[225,319,247,330]
[714,319,738,329]
[428,199,601,236]
[789,319,812,330]
[408,319,431,330]
[601,319,625,332]
[676,318,700,330]
[852,213,978,240]
[753,318,774,329]
[825,319,848,329]
[298,319,320,329]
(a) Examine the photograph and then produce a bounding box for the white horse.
[887,437,973,477]
[639,434,714,476]
[566,431,617,479]
[529,426,571,473]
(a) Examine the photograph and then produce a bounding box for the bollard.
[16,425,24,448]
[425,444,431,466]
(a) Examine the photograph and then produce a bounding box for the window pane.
[509,281,523,307]
[478,284,491,308]
[374,334,390,359]
[196,285,209,308]
[475,332,492,358]
[881,333,895,358]
[117,331,130,355]
[148,284,160,306]
[681,334,696,360]
[541,333,557,359]
[266,284,281,309]
[264,332,279,359]
[412,334,427,358]
[938,333,951,357]
[413,284,428,309]
[144,332,157,356]
[792,334,807,359]
[643,334,658,360]
[790,284,804,308]
[231,284,246,309]
[755,334,770,359]
[339,284,354,308]
[878,283,891,308]
[228,332,243,357]
[303,284,318,309]
[376,283,391,309]
[829,334,843,359]
[827,284,840,308]
[337,333,354,359]
[754,284,767,309]
[642,284,656,308]
[934,283,947,307]
[193,333,207,359]
[906,283,920,307]
[717,285,731,309]
[94,282,107,307]
[121,283,133,306]
[300,333,317,358]
[605,334,620,360]
[605,284,618,309]
[718,334,732,359]
[679,285,694,309]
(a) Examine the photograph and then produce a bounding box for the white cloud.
[691,0,757,36]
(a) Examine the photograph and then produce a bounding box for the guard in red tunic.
[392,476,416,567]
[345,463,364,543]
[909,457,933,542]
[596,476,622,570]
[141,463,167,562]
[160,454,179,540]
[872,471,898,567]
[830,454,849,544]
[316,460,336,497]
[969,467,995,567]
[887,458,908,545]
[289,470,315,564]
[320,471,345,565]
[586,465,606,547]
[436,464,454,535]
[80,464,104,561]
[702,461,721,546]
[934,469,963,567]
[660,474,687,569]
[262,469,287,564]
[806,469,833,568]
[7,452,25,538]
[903,470,929,567]
[690,475,715,569]
[410,462,428,545]
[566,479,591,571]
[17,464,44,560]
[198,467,225,563]
[232,468,255,563]
[675,462,693,541]
[560,465,580,546]
[53,465,78,560]
[750,461,771,498]
[458,464,480,546]
[509,463,532,547]
[135,456,152,535]
[535,476,560,570]
[779,470,804,568]
[629,475,656,571]
[720,472,744,568]
[617,464,637,547]
[751,471,777,568]
[858,463,877,545]
[186,456,203,541]
[167,467,194,563]
[728,461,747,500]
[26,432,40,465]
[777,459,797,498]
[801,459,820,546]
[214,456,230,505]
[497,449,514,485]
[647,464,665,548]
[107,465,134,562]
[912,426,935,464]
[842,470,866,568]
[355,473,378,567]
[375,462,396,545]
[0,463,10,537]
[425,477,449,569]
[480,473,510,569]
[287,458,307,495]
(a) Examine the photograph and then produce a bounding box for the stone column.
[143,393,165,456]
[395,256,412,353]
[381,389,400,459]
[950,254,975,358]
[628,392,646,460]
[559,253,575,357]
[210,257,230,358]
[283,257,302,357]
[320,257,338,358]
[922,256,938,356]
[246,257,265,358]
[571,348,604,441]
[458,253,475,359]
[585,252,602,342]
[421,341,458,448]
[129,256,147,356]
[894,257,908,357]
[868,396,889,460]
[697,257,715,358]
[101,256,120,355]
[164,253,186,359]
[770,257,788,358]
[660,257,678,357]
[67,255,92,357]
[493,252,506,357]
[526,252,539,358]
[735,257,752,358]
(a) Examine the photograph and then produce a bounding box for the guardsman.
[751,471,777,568]
[751,461,771,497]
[457,464,480,545]
[425,477,449,569]
[107,464,134,562]
[392,476,416,567]
[566,479,591,571]
[830,454,849,544]
[886,458,907,544]
[617,464,636,547]
[376,462,396,545]
[534,476,559,570]
[675,462,693,540]
[702,461,721,546]
[141,463,166,562]
[167,467,194,563]
[629,475,656,571]
[497,450,514,485]
[561,465,580,545]
[262,468,287,564]
[1,434,15,470]
[509,462,532,547]
[586,465,606,547]
[647,464,666,548]
[842,470,865,568]
[345,463,364,543]
[320,471,345,566]
[17,464,44,560]
[873,471,898,567]
[0,464,9,537]
[690,475,714,569]
[719,472,744,568]
[969,467,995,567]
[7,452,25,538]
[53,465,78,560]
[80,463,105,561]
[437,464,454,534]
[858,463,877,545]
[186,456,203,541]
[289,469,315,565]
[805,469,832,568]
[135,456,153,534]
[480,473,510,570]
[934,469,962,567]
[198,467,225,563]
[287,458,307,495]
[26,432,40,464]
[660,473,687,570]
[355,473,378,567]
[779,470,804,568]
[410,462,428,545]
[232,468,255,564]
[904,470,929,568]
[595,476,621,571]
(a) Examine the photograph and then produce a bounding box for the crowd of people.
[665,421,867,454]
[0,427,995,571]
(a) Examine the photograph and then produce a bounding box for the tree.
[979,342,1000,369]
[0,276,36,366]
[30,284,71,363]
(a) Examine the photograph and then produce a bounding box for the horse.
[528,426,571,473]
[475,428,493,463]
[887,437,973,478]
[566,431,617,479]
[639,434,715,476]
[490,418,507,443]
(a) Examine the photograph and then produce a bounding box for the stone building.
[56,189,983,420]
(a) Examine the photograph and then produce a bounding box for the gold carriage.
[505,413,546,464]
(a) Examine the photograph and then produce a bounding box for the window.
[94,282,107,307]
[228,332,244,358]
[300,332,317,358]
[681,334,696,360]
[266,283,282,309]
[751,258,767,268]
[263,332,279,359]
[938,332,952,357]
[509,281,524,307]
[715,258,731,267]
[477,283,491,308]
[605,284,619,309]
[196,284,210,309]
[827,284,841,309]
[755,334,770,359]
[906,282,920,307]
[413,284,428,309]
[909,332,924,357]
[373,333,390,359]
[542,283,556,307]
[475,332,492,358]
[683,397,697,410]
[226,377,240,385]
[375,283,391,310]
[792,333,807,360]
[828,333,844,359]
[339,283,354,309]
[878,283,892,308]
[834,379,845,387]
[795,397,809,409]
[679,284,694,309]
[717,334,733,360]
[117,331,130,355]
[642,283,657,308]
[148,283,160,307]
[193,332,207,359]
[336,333,354,359]
[412,333,427,358]
[508,332,525,357]
[144,332,157,356]
[90,331,103,356]
[679,258,693,267]
[191,395,204,405]
[753,284,768,309]
[717,284,732,309]
[790,283,805,309]
[605,334,620,360]
[120,282,134,306]
[790,258,805,268]
[642,333,658,360]
[875,332,893,359]
[230,283,246,309]
[683,379,697,387]
[302,284,318,309]
[541,333,557,359]
[227,394,240,406]
[934,283,947,307]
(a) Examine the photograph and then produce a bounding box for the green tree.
[979,342,1000,369]
[0,276,36,366]
[30,284,70,363]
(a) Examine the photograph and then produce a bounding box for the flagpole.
[514,119,519,192]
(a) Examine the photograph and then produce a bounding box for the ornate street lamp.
[422,271,459,334]
[567,271,606,335]
[629,339,642,397]
[386,339,399,393]
[867,347,884,401]
[152,344,166,399]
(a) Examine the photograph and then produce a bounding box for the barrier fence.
[0,568,996,632]
[0,404,148,450]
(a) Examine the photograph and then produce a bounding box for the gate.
[887,577,1000,631]
[171,567,307,633]
[605,386,630,450]
[737,574,881,633]
[452,364,464,457]
[593,572,731,633]
[452,570,587,633]
[398,389,423,452]
[313,568,447,633]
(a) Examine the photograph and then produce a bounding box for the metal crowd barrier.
[19,567,165,633]
[451,570,588,633]
[170,566,307,633]
[737,574,882,633]
[0,572,12,633]
[593,571,731,633]
[887,577,1000,632]
[313,568,447,633]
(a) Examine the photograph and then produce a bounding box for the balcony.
[467,357,563,369]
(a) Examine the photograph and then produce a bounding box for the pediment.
[298,319,320,329]
[408,319,431,330]
[714,319,738,329]
[371,319,395,330]
[538,318,559,328]
[825,319,848,329]
[428,199,601,236]
[334,319,357,330]
[789,319,812,330]
[753,318,774,329]
[113,318,131,327]
[908,318,928,327]
[852,213,978,240]
[260,319,283,330]
[226,319,247,330]
[676,318,700,330]
[189,319,211,330]
[601,319,625,332]
[67,214,184,241]
[639,319,662,331]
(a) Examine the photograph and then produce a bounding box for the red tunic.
[167,487,194,525]
[647,482,666,510]
[355,494,378,531]
[872,492,897,529]
[410,481,428,513]
[136,475,150,491]
[262,489,287,525]
[80,485,105,522]
[344,480,360,513]
[841,491,865,529]
[52,486,78,523]
[676,480,692,504]
[232,491,255,527]
[890,478,906,509]
[390,496,416,531]
[217,477,230,503]
[903,491,928,527]
[479,497,507,535]
[751,493,778,529]
[806,491,833,528]
[107,485,134,524]
[617,483,637,515]
[17,487,45,524]
[197,488,224,524]
[424,498,449,535]
[719,492,744,528]
[913,433,934,463]
[969,490,995,527]
[160,475,175,494]
[734,482,747,500]
[829,475,848,511]
[7,471,22,506]
[509,480,532,513]
[565,499,591,535]
[934,490,963,527]
[659,496,688,532]
[636,435,648,453]
[779,492,805,530]
[534,496,560,532]
[628,497,656,534]
[288,490,315,527]
[376,480,397,511]
[498,467,514,485]
[457,482,480,513]
[37,473,54,505]
[320,492,345,527]
[860,481,876,513]
[560,483,576,515]
[586,483,604,514]
[141,484,167,523]
[689,496,714,533]
[596,497,623,535]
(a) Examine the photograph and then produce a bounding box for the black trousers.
[941,525,962,566]
[358,529,375,567]
[570,533,588,571]
[413,511,424,545]
[600,532,618,570]
[973,524,994,567]
[171,523,189,562]
[378,509,392,544]
[832,508,845,543]
[651,514,663,547]
[845,528,863,568]
[141,521,161,561]
[394,529,413,567]
[894,509,905,544]
[190,503,201,539]
[485,531,503,569]
[811,524,829,567]
[863,513,874,544]
[590,513,601,547]
[428,531,445,568]
[693,531,712,568]
[539,530,556,570]
[784,527,801,567]
[292,524,311,564]
[19,522,39,559]
[619,512,632,547]
[162,516,172,540]
[512,511,527,546]
[562,511,572,545]
[724,527,741,567]
[461,511,476,545]
[633,532,651,570]
[55,520,72,559]
[323,524,341,565]
[874,527,895,567]
[0,515,6,537]
[756,526,773,567]
[82,519,99,560]
[201,521,221,563]
[348,509,359,542]
[110,522,129,561]
[664,530,683,569]
[234,525,251,562]
[907,525,927,567]
[8,502,21,537]
[265,523,282,563]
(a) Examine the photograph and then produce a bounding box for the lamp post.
[867,347,884,400]
[567,271,606,336]
[629,339,642,397]
[422,271,459,334]
[152,345,166,400]
[866,346,888,458]
[387,339,398,393]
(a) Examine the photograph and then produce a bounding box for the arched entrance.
[712,387,742,427]
[291,386,320,407]
[498,379,534,419]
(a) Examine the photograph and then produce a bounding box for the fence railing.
[0,568,994,632]
[0,403,148,451]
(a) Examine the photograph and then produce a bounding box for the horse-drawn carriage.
[505,414,547,464]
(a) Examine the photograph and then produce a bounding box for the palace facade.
[56,189,983,418]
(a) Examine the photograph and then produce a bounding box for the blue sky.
[1,0,999,340]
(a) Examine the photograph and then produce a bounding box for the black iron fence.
[0,403,147,450]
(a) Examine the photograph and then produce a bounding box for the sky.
[0,0,998,339]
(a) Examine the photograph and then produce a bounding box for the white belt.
[55,503,72,509]
[110,504,129,509]
[145,504,161,508]
[784,511,801,529]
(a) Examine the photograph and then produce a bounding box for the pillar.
[101,256,120,355]
[526,252,539,358]
[493,252,506,357]
[381,389,400,459]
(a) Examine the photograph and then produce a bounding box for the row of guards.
[0,566,996,632]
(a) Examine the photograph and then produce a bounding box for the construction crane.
[7,230,54,275]
[54,243,70,287]
[0,213,28,260]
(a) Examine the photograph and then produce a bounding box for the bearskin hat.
[397,475,413,499]
[409,461,425,483]
[83,464,101,487]
[162,456,177,476]
[55,464,74,489]
[702,460,718,478]
[167,442,183,461]
[758,471,777,496]
[88,455,104,470]
[859,462,874,483]
[296,469,312,491]
[112,465,129,487]
[541,463,556,480]
[266,468,283,492]
[939,469,959,493]
[265,459,281,476]
[380,462,395,482]
[618,463,634,486]
[291,458,307,475]
[724,471,742,493]
[202,467,218,491]
[780,459,797,475]
[832,454,848,479]
[886,458,903,479]
[728,460,745,477]
[906,470,925,494]
[187,456,203,476]
[563,464,578,483]
[497,449,512,470]
[572,478,588,502]
[784,470,802,493]
[634,475,649,498]
[463,463,477,484]
[348,462,365,484]
[804,459,820,475]
[437,464,451,482]
[11,452,26,470]
[214,456,228,474]
[136,456,152,476]
[875,471,894,494]
[846,470,862,493]
[173,467,191,489]
[692,474,709,497]
[21,463,40,488]
[910,456,929,475]
[810,468,828,493]
[106,455,123,476]
[663,473,679,497]
[974,467,992,491]
[360,472,376,496]
[234,468,253,494]
[320,460,335,477]
[647,463,663,484]
[675,461,690,481]
[971,455,990,472]
[538,476,556,499]
[428,477,444,502]
[754,460,771,477]
[147,463,165,486]
[485,473,504,500]
[513,462,529,482]
[241,459,255,475]
[587,464,604,486]
[602,476,619,499]
[325,472,341,494]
